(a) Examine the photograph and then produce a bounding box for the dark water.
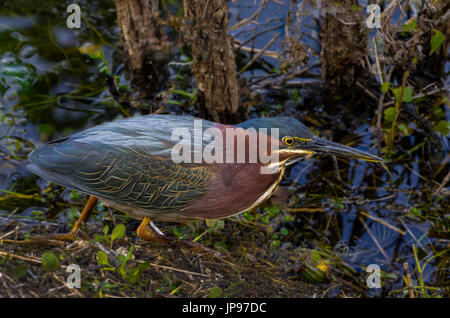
[0,0,448,297]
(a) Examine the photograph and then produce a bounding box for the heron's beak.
[303,137,385,163]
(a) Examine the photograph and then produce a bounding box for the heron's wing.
[28,115,213,213]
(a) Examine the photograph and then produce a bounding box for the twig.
[393,0,410,37]
[372,36,383,84]
[0,250,42,264]
[0,249,71,269]
[332,156,352,190]
[332,274,365,293]
[0,228,16,240]
[238,45,279,59]
[0,238,65,246]
[234,23,284,51]
[136,260,210,277]
[231,0,270,31]
[239,33,281,75]
[95,242,120,267]
[53,273,84,297]
[399,218,427,253]
[404,165,441,187]
[356,81,379,101]
[359,210,405,235]
[337,18,357,25]
[247,72,282,87]
[286,207,325,213]
[193,228,210,242]
[381,0,399,32]
[358,216,390,263]
[249,62,320,88]
[388,71,408,152]
[382,88,444,107]
[106,75,132,118]
[403,262,415,298]
[356,194,396,204]
[433,170,450,196]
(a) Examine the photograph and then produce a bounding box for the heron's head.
[238,117,384,163]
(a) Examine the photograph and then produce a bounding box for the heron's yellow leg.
[51,195,98,240]
[136,217,170,244]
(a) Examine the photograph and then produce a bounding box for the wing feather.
[28,115,213,213]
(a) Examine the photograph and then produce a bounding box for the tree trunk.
[183,0,243,124]
[114,0,171,101]
[320,0,369,103]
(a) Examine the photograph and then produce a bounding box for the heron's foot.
[136,217,220,257]
[46,195,98,241]
[136,220,171,244]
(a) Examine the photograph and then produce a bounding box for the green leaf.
[102,225,109,235]
[350,5,361,10]
[208,286,223,298]
[125,244,134,262]
[243,212,255,220]
[380,82,390,93]
[78,43,102,55]
[110,224,126,245]
[137,261,151,272]
[398,123,409,136]
[402,19,416,32]
[430,29,445,55]
[392,87,402,101]
[12,264,28,279]
[264,205,280,216]
[172,227,184,239]
[392,86,413,102]
[205,219,224,230]
[69,190,80,200]
[94,234,104,243]
[433,120,449,135]
[97,250,110,266]
[433,106,445,118]
[411,207,422,216]
[41,252,60,273]
[383,107,396,122]
[402,86,413,102]
[127,261,151,284]
[117,254,126,264]
[271,240,281,248]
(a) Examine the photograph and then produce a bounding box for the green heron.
[28,115,383,245]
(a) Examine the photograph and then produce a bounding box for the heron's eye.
[283,137,295,146]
